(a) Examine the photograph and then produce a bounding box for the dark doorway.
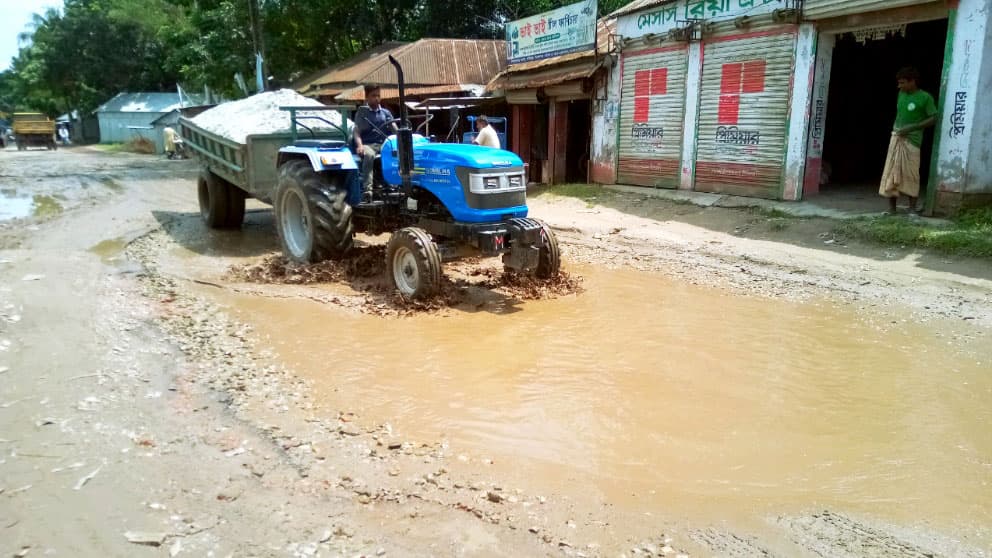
[530,104,549,183]
[565,100,592,183]
[820,19,948,200]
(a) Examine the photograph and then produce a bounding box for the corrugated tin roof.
[489,59,603,91]
[608,0,676,18]
[95,92,203,113]
[293,41,408,93]
[298,39,507,98]
[333,84,482,102]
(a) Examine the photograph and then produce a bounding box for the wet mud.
[227,247,584,315]
[6,147,992,556]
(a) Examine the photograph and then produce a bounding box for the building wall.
[962,0,992,201]
[97,112,165,149]
[592,0,991,212]
[930,0,990,213]
[591,57,621,184]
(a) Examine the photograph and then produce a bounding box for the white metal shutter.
[695,30,796,198]
[617,45,688,188]
[804,0,939,19]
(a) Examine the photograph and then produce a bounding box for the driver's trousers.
[359,143,382,193]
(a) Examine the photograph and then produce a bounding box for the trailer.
[13,113,56,151]
[177,106,348,228]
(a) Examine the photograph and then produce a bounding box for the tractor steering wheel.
[382,113,435,134]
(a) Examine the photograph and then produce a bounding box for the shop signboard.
[507,0,598,64]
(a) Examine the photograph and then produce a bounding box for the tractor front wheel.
[274,160,354,263]
[534,220,561,279]
[386,227,442,299]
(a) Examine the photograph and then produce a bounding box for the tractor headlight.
[469,171,527,194]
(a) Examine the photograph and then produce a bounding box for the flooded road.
[215,265,991,546]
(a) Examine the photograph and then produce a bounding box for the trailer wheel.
[386,227,442,299]
[534,220,561,279]
[198,170,230,228]
[275,159,353,263]
[225,181,246,228]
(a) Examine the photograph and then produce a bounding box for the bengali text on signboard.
[506,0,598,64]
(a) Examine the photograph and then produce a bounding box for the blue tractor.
[272,56,560,298]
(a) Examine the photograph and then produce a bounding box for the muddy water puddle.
[0,194,64,221]
[212,265,991,544]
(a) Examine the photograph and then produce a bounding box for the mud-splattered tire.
[534,220,561,279]
[386,227,442,299]
[198,169,242,229]
[275,159,354,263]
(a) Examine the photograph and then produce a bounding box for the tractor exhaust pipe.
[388,55,414,193]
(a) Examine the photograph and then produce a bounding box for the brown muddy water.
[214,266,991,545]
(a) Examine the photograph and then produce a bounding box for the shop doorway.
[818,19,947,207]
[565,100,591,183]
[531,105,549,183]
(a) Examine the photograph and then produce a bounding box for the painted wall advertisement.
[507,0,598,64]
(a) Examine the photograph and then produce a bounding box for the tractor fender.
[277,145,359,173]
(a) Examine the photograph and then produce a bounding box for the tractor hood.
[415,143,524,170]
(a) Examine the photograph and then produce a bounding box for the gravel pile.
[191,89,350,144]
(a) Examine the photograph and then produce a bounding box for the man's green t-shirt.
[894,89,938,148]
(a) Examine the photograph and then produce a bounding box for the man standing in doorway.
[354,85,396,197]
[879,66,938,215]
[472,115,500,148]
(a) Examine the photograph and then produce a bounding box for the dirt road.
[1,146,989,557]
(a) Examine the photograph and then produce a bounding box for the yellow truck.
[13,113,57,150]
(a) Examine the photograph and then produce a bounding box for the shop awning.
[487,58,604,92]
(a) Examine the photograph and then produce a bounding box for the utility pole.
[247,0,267,92]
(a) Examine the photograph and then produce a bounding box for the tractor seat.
[293,139,346,150]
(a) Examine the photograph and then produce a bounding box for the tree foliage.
[0,0,633,116]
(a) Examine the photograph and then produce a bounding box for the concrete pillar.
[930,0,991,214]
[679,41,704,190]
[802,32,836,198]
[783,23,818,201]
[591,57,621,184]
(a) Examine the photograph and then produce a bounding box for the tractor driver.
[354,85,397,197]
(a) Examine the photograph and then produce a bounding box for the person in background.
[163,126,180,159]
[58,125,71,146]
[879,66,937,216]
[353,85,396,196]
[472,115,500,149]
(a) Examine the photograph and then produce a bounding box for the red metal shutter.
[694,29,797,198]
[618,45,689,188]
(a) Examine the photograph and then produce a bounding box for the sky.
[0,0,64,72]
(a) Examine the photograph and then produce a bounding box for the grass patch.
[534,183,607,201]
[91,143,127,152]
[768,217,791,231]
[835,207,992,258]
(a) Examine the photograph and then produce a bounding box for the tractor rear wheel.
[386,227,442,299]
[275,159,353,263]
[534,220,561,279]
[197,170,243,229]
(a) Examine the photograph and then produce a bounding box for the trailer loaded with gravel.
[178,90,350,228]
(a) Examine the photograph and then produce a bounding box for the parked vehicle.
[180,56,559,298]
[12,113,57,151]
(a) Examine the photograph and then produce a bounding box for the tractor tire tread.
[534,219,561,279]
[386,227,442,299]
[275,160,353,263]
